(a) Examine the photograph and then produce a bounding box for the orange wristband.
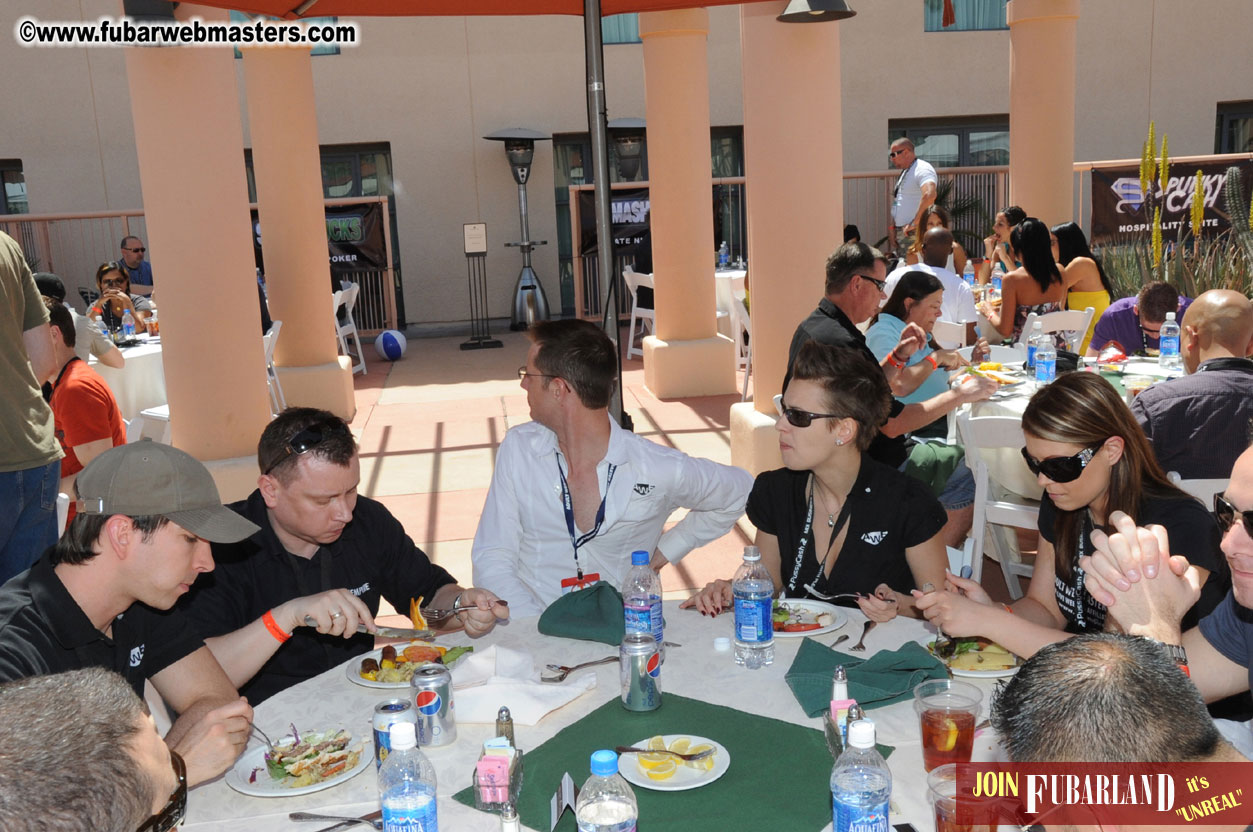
[1002,604,1014,614]
[262,609,291,643]
[886,351,906,369]
[925,353,939,369]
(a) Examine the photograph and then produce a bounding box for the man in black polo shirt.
[182,407,509,704]
[0,441,260,788]
[786,242,997,545]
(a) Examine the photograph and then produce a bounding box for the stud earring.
[835,438,845,446]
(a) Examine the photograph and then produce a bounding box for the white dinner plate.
[344,644,469,689]
[950,664,1021,680]
[771,599,847,638]
[618,735,730,792]
[225,731,370,797]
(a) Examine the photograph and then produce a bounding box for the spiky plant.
[1158,135,1170,196]
[1190,170,1204,237]
[1152,206,1163,274]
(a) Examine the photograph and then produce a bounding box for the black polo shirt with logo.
[180,490,456,704]
[0,555,202,696]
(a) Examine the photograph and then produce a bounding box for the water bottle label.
[1035,358,1056,384]
[1025,345,1036,369]
[734,597,773,643]
[1160,335,1179,355]
[382,797,437,832]
[834,799,889,832]
[624,599,661,644]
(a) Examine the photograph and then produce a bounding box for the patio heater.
[484,128,552,331]
[777,0,856,22]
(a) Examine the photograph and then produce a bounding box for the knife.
[303,617,437,640]
[309,809,383,832]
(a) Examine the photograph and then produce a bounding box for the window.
[924,0,1007,32]
[1216,101,1253,154]
[229,11,341,57]
[889,117,1009,167]
[602,14,640,44]
[0,160,27,214]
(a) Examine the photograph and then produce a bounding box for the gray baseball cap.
[75,441,260,543]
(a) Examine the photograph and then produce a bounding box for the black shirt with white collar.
[0,554,202,695]
[179,490,456,704]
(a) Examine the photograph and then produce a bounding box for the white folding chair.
[335,283,367,375]
[735,297,753,401]
[56,492,70,535]
[263,320,287,415]
[1168,472,1229,507]
[137,404,172,444]
[622,267,655,360]
[124,416,144,444]
[932,319,968,350]
[956,411,1040,599]
[1017,307,1095,354]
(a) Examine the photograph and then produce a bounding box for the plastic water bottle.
[121,308,136,339]
[575,750,637,832]
[732,545,774,669]
[718,241,730,268]
[962,261,976,286]
[1025,320,1043,371]
[622,549,664,661]
[831,720,891,832]
[1159,311,1181,371]
[1035,336,1057,385]
[379,722,438,832]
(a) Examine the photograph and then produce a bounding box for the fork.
[541,656,617,682]
[289,812,382,830]
[614,745,716,761]
[420,598,509,623]
[850,620,876,651]
[252,724,275,754]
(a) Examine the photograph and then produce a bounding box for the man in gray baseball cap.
[0,441,260,788]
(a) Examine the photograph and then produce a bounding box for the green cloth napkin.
[903,441,966,498]
[452,693,834,832]
[785,637,948,717]
[538,583,625,645]
[1099,369,1127,396]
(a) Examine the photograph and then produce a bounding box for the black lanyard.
[557,454,617,580]
[786,475,853,594]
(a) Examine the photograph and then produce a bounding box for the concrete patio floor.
[348,328,756,612]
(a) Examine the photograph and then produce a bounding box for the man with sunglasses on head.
[0,442,259,789]
[1082,443,1253,731]
[119,235,154,297]
[0,667,187,832]
[180,407,508,704]
[472,319,753,617]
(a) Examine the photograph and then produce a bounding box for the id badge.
[560,572,601,595]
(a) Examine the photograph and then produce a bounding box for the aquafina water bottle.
[831,720,891,832]
[1025,320,1043,371]
[575,750,637,832]
[1034,335,1057,385]
[732,546,774,669]
[1159,311,1181,371]
[622,550,664,661]
[379,722,438,832]
[121,308,136,339]
[718,241,730,269]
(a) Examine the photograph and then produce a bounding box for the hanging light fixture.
[777,0,856,23]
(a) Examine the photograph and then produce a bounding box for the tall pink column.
[730,2,844,475]
[638,9,737,398]
[1008,0,1079,227]
[242,47,354,418]
[123,3,270,498]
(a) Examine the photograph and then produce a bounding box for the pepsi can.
[620,631,661,712]
[372,698,417,769]
[410,663,456,746]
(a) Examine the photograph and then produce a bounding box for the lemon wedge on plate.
[645,759,678,781]
[685,743,716,771]
[667,737,691,754]
[646,735,666,751]
[637,751,671,770]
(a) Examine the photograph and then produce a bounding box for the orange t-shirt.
[49,358,126,523]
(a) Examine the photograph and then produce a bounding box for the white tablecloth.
[89,336,167,422]
[714,268,746,339]
[182,602,1005,832]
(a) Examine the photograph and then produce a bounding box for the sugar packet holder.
[473,737,524,812]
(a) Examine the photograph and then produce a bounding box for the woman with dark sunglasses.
[917,372,1228,659]
[681,342,949,622]
[86,261,152,333]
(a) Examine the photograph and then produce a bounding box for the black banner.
[578,188,651,258]
[251,200,388,275]
[1089,160,1253,244]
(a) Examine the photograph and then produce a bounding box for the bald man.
[1131,289,1253,479]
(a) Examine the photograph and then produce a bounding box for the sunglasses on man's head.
[136,751,186,832]
[1020,443,1104,483]
[263,420,351,475]
[1214,493,1253,538]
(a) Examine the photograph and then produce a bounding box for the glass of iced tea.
[913,679,982,771]
[929,764,991,832]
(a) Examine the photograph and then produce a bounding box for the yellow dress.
[1067,289,1111,353]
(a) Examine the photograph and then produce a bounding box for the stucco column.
[242,47,355,419]
[1007,0,1079,227]
[638,9,737,398]
[729,3,844,475]
[123,3,270,500]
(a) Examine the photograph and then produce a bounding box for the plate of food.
[225,726,368,797]
[618,735,730,792]
[771,599,846,638]
[965,364,1024,386]
[928,636,1022,678]
[346,642,474,689]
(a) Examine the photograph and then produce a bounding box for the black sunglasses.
[136,751,187,832]
[889,149,907,158]
[780,406,844,429]
[1020,443,1103,483]
[858,274,887,292]
[1215,493,1253,538]
[263,420,351,475]
[124,246,147,254]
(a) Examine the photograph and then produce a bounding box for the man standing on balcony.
[888,138,937,256]
[119,236,154,297]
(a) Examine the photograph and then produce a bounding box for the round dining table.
[89,334,167,423]
[181,602,1006,832]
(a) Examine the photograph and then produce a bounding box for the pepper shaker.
[496,705,515,747]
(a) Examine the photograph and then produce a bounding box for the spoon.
[829,633,850,649]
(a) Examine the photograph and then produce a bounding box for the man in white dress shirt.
[883,228,979,348]
[472,319,754,616]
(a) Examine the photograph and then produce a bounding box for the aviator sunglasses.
[263,420,351,474]
[1020,443,1105,483]
[779,406,845,429]
[1214,493,1253,538]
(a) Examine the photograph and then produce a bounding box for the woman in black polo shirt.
[917,372,1228,658]
[681,341,948,622]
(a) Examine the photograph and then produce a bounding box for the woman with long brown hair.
[916,372,1228,658]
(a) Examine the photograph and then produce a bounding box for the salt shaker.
[496,705,515,747]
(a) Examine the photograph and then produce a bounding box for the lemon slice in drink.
[647,735,667,751]
[938,718,959,752]
[667,737,691,754]
[637,751,671,770]
[684,743,716,771]
[645,759,678,781]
